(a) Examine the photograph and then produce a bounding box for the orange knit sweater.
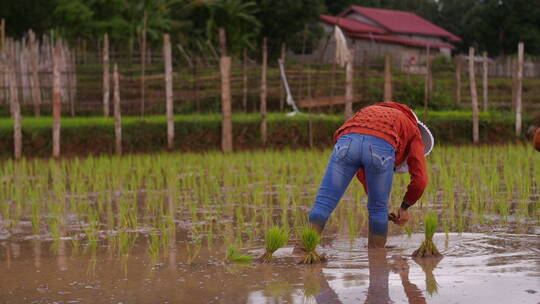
[334,102,428,206]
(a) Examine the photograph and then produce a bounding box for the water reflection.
[316,248,430,304]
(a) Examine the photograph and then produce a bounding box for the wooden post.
[220,56,233,153]
[468,47,479,144]
[8,62,21,159]
[242,48,248,112]
[455,55,462,105]
[140,10,147,116]
[515,42,524,136]
[113,63,122,155]
[219,29,232,153]
[424,46,431,116]
[279,43,286,111]
[260,37,268,146]
[164,34,174,150]
[511,58,517,111]
[52,42,62,158]
[383,53,392,101]
[482,51,488,112]
[102,33,110,117]
[344,49,354,118]
[28,30,42,117]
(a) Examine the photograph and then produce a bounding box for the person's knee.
[368,208,388,236]
[308,210,328,229]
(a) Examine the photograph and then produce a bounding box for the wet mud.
[1,231,539,303]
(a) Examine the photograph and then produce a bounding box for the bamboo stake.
[515,42,524,136]
[220,56,233,153]
[455,55,462,105]
[344,49,354,118]
[219,28,232,153]
[28,30,42,117]
[164,34,174,150]
[8,61,21,159]
[260,37,268,146]
[52,41,62,158]
[102,33,110,117]
[468,47,479,144]
[383,53,392,101]
[113,63,122,155]
[482,51,488,112]
[140,10,147,116]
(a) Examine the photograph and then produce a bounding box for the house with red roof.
[315,6,461,68]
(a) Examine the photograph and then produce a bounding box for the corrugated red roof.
[349,33,455,49]
[344,6,462,42]
[320,14,387,34]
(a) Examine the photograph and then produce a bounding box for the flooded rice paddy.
[1,145,539,303]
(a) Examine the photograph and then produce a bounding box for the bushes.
[0,111,534,157]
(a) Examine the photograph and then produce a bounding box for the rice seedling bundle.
[258,225,288,263]
[298,225,326,264]
[412,212,442,258]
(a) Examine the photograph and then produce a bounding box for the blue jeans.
[309,133,395,236]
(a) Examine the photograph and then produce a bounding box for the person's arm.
[402,135,428,208]
[356,168,368,194]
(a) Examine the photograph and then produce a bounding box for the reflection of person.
[305,102,434,248]
[314,249,427,304]
[534,127,540,152]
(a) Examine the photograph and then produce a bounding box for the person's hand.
[389,208,409,226]
[395,208,409,226]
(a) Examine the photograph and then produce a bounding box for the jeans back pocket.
[332,137,352,161]
[370,144,395,173]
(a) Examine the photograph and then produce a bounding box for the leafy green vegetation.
[0,111,535,158]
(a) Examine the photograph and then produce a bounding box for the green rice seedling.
[225,245,254,263]
[258,225,288,263]
[412,212,442,258]
[298,225,326,264]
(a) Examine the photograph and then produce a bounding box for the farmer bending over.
[305,101,433,248]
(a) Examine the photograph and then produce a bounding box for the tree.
[206,0,261,56]
[256,0,325,59]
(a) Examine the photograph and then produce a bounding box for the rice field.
[1,145,539,302]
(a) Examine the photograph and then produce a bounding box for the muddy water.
[1,230,539,303]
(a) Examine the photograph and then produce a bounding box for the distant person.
[300,101,434,249]
[534,127,540,152]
